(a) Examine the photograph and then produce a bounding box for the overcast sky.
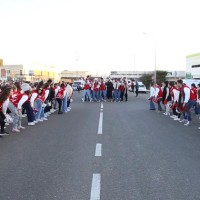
[0,0,200,75]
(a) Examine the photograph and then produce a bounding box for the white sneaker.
[28,122,35,126]
[163,112,167,115]
[5,123,9,125]
[41,118,48,121]
[68,107,71,110]
[174,118,180,121]
[47,112,51,115]
[37,119,43,122]
[198,127,200,130]
[18,126,25,130]
[34,120,38,123]
[184,121,191,126]
[170,115,176,118]
[12,128,20,133]
[44,114,49,117]
[50,109,55,113]
[179,119,186,123]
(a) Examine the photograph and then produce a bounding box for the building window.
[20,70,23,75]
[7,70,10,74]
[192,65,200,68]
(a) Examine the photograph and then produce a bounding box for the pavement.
[0,92,200,200]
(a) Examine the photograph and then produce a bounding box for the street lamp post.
[143,32,157,83]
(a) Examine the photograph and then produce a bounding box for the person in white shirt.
[66,83,73,111]
[149,82,156,110]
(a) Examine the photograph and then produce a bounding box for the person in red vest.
[82,80,92,102]
[55,83,66,114]
[119,81,125,101]
[155,82,163,111]
[92,79,100,102]
[99,78,107,102]
[9,87,32,132]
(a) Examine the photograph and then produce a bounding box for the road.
[0,92,200,200]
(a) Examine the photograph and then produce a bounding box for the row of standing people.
[149,80,200,129]
[0,80,73,136]
[82,78,129,102]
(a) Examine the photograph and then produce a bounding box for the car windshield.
[74,82,81,85]
[139,85,145,88]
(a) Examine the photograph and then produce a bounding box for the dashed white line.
[90,174,101,200]
[95,143,102,157]
[98,112,103,134]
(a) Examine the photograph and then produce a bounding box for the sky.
[0,0,200,75]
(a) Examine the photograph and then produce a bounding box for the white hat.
[21,83,31,92]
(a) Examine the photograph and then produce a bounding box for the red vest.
[190,88,197,101]
[119,85,125,92]
[156,86,163,98]
[35,90,44,102]
[94,83,99,92]
[0,102,2,111]
[170,87,174,99]
[100,83,106,91]
[10,92,27,107]
[56,88,65,99]
[84,84,90,90]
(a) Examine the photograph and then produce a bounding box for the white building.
[186,53,200,79]
[166,71,186,81]
[110,71,154,80]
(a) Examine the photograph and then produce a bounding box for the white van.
[182,79,200,88]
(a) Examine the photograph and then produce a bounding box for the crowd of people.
[0,79,73,137]
[149,79,200,129]
[81,78,139,102]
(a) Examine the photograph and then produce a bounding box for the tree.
[140,74,153,89]
[156,70,168,84]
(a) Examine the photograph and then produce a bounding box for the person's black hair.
[191,83,196,88]
[169,82,174,87]
[14,82,21,91]
[43,82,50,89]
[177,79,183,84]
[0,87,12,102]
[164,81,169,86]
[61,83,65,87]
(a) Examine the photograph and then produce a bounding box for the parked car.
[128,81,147,93]
[73,80,85,90]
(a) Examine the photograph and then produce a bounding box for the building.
[0,59,3,66]
[166,71,186,81]
[0,64,59,82]
[110,71,154,80]
[60,70,89,83]
[186,53,200,79]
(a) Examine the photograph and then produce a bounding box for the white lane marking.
[101,103,103,109]
[95,143,102,157]
[90,174,101,200]
[98,112,103,134]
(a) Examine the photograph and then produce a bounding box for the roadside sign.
[186,72,192,79]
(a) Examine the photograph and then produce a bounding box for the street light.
[143,32,157,83]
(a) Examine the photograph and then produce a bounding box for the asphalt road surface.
[1,92,200,200]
